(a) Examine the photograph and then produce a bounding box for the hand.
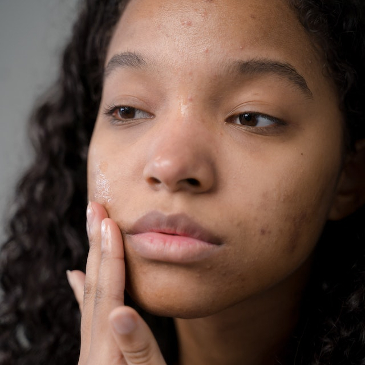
[66,202,167,365]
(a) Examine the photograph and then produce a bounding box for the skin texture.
[83,0,347,363]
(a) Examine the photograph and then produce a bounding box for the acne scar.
[286,211,309,254]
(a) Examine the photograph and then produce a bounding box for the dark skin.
[67,0,365,364]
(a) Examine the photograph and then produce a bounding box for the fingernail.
[112,312,136,334]
[101,219,111,251]
[66,270,75,289]
[86,202,95,232]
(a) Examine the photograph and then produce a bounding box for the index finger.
[88,217,126,361]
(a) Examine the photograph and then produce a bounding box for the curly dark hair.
[0,0,364,364]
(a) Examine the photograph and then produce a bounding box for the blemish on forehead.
[181,19,193,26]
[250,14,256,19]
[201,9,208,18]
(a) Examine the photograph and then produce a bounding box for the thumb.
[109,306,167,365]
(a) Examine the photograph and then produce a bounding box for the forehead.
[105,0,332,102]
[108,0,316,63]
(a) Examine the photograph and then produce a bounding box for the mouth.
[124,211,223,263]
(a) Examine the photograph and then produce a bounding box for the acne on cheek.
[260,227,272,236]
[284,211,310,255]
[251,185,320,257]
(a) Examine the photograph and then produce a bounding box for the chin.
[126,288,219,319]
[124,262,232,319]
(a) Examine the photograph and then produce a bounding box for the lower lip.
[125,232,221,263]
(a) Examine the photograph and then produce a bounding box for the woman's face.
[88,0,344,318]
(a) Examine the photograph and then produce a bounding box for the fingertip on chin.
[109,306,138,335]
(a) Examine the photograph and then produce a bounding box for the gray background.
[0,0,78,239]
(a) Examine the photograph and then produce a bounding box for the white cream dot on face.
[179,97,192,116]
[94,163,112,203]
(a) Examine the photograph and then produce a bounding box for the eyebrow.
[104,51,313,98]
[230,59,313,98]
[104,52,147,79]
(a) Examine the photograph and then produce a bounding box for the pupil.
[243,113,252,121]
[239,113,256,126]
[119,106,135,118]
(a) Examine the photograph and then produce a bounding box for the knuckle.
[94,286,105,305]
[100,251,111,264]
[94,286,124,306]
[83,281,94,301]
[122,343,154,364]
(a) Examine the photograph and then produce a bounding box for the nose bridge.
[157,100,207,151]
[143,102,216,193]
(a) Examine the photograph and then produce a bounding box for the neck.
[174,262,310,365]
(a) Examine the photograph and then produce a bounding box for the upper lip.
[126,211,222,245]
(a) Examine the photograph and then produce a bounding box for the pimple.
[260,228,271,236]
[250,14,256,19]
[181,19,193,26]
[200,9,208,18]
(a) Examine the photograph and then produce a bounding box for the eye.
[230,112,279,127]
[104,105,153,123]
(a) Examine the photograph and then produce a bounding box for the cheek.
[87,136,142,212]
[88,161,113,204]
[219,145,342,281]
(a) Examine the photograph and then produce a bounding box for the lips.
[124,211,222,263]
[127,211,221,244]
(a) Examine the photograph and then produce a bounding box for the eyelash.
[226,112,285,130]
[103,104,154,124]
[103,104,286,132]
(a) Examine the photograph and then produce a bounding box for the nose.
[143,117,216,193]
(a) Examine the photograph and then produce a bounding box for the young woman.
[1,0,365,364]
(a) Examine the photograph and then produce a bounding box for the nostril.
[186,178,200,187]
[148,177,161,185]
